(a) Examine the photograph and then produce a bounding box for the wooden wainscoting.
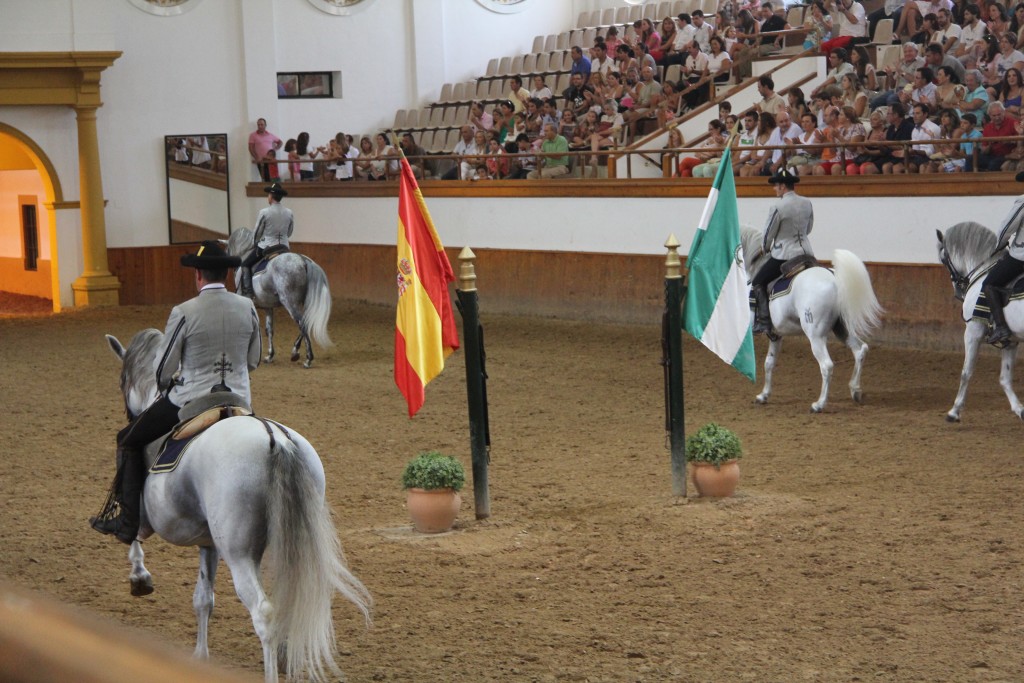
[107,243,965,350]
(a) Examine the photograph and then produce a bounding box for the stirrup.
[987,326,1012,347]
[90,515,138,545]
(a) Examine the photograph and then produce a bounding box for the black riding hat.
[768,167,800,185]
[180,240,241,269]
[264,182,288,198]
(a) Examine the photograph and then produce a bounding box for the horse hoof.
[754,396,768,404]
[852,390,863,403]
[810,405,823,414]
[264,356,274,364]
[290,352,300,362]
[945,413,960,423]
[130,576,154,597]
[303,361,313,369]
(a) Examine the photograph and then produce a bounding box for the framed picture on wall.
[126,0,202,16]
[306,0,374,16]
[475,0,529,13]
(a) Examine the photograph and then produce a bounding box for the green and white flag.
[683,154,756,381]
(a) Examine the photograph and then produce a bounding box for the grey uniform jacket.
[254,202,294,251]
[763,191,815,260]
[996,196,1024,260]
[156,286,262,407]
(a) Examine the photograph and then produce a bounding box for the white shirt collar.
[200,283,227,292]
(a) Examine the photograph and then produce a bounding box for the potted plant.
[402,451,466,533]
[685,423,742,498]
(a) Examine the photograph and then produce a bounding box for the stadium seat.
[786,6,804,26]
[544,34,558,53]
[700,0,718,18]
[556,31,571,50]
[535,53,550,75]
[439,83,454,103]
[577,10,589,28]
[475,80,490,100]
[615,6,631,24]
[451,82,467,103]
[870,18,894,47]
[428,107,445,129]
[392,109,408,131]
[601,8,616,25]
[485,58,500,78]
[656,2,672,18]
[488,78,505,100]
[532,35,545,53]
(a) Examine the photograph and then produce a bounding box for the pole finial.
[458,246,477,292]
[665,234,682,280]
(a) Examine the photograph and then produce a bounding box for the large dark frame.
[164,134,231,244]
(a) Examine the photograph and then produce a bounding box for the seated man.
[971,100,1018,171]
[527,123,570,179]
[893,102,940,173]
[622,65,662,139]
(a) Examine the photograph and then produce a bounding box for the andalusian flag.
[395,157,459,417]
[683,154,756,381]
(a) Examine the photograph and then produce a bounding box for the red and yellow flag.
[395,157,459,417]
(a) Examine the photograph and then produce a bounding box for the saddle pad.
[150,406,252,474]
[253,247,288,275]
[970,278,1024,322]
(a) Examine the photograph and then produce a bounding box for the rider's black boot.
[239,267,255,298]
[90,447,142,545]
[751,285,778,340]
[985,285,1012,345]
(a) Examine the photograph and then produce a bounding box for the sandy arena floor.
[1,297,1022,682]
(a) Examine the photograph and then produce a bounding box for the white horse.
[936,221,1024,422]
[227,228,333,368]
[105,328,370,682]
[740,229,883,412]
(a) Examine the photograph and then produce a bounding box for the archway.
[0,123,67,311]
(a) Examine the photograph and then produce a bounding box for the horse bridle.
[938,247,969,301]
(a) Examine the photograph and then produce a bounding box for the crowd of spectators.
[250,0,1024,181]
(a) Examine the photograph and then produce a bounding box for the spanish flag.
[395,157,459,417]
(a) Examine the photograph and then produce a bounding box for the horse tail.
[832,249,883,341]
[266,431,372,681]
[302,259,333,349]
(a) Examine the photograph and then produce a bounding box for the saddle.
[768,255,826,300]
[971,274,1024,323]
[253,245,289,275]
[145,393,252,474]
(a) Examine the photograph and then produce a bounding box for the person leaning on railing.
[527,123,570,179]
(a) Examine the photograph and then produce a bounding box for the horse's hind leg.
[845,333,869,404]
[808,333,834,413]
[264,309,275,363]
[193,545,218,660]
[227,558,277,683]
[755,337,783,404]
[948,321,985,422]
[128,540,153,597]
[997,342,1024,419]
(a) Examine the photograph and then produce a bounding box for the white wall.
[1,0,1004,272]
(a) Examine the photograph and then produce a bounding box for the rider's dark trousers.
[118,395,180,451]
[982,252,1024,291]
[751,257,785,290]
[240,247,263,270]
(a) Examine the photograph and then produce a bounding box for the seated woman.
[354,135,377,180]
[731,9,760,60]
[789,112,826,175]
[530,75,553,102]
[656,82,684,126]
[921,108,963,173]
[664,127,685,176]
[998,66,1024,117]
[856,109,890,174]
[934,65,967,115]
[706,36,734,86]
[803,1,832,53]
[839,73,869,120]
[484,138,510,179]
[656,16,677,65]
[834,106,867,175]
[592,99,624,153]
[603,71,625,109]
[678,119,728,177]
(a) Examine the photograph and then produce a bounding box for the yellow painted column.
[71,105,120,306]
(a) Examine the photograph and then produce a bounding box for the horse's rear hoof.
[945,413,960,423]
[810,405,823,413]
[303,360,313,369]
[852,390,863,403]
[754,395,768,404]
[290,352,300,362]
[131,576,154,597]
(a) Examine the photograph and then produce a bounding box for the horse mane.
[227,227,255,257]
[942,221,997,275]
[740,227,767,278]
[121,328,163,412]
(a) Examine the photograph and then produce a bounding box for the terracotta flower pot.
[690,460,740,498]
[406,488,462,533]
